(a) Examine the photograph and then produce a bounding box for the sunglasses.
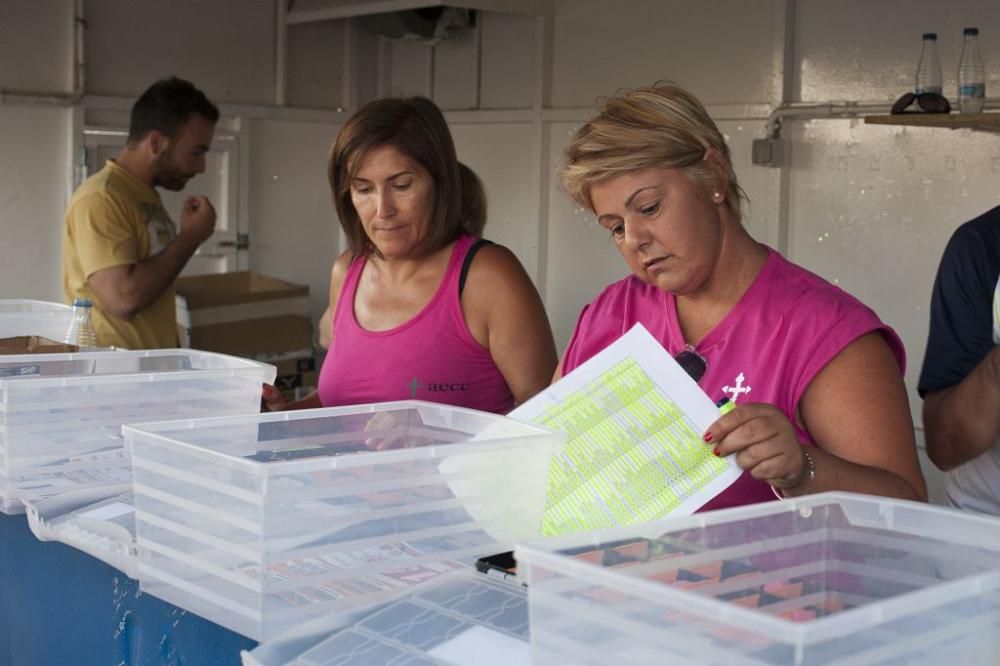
[674,345,707,382]
[891,92,951,115]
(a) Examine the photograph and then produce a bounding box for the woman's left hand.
[261,383,288,412]
[703,402,809,492]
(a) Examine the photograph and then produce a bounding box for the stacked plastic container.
[0,349,275,513]
[242,569,529,666]
[517,492,1000,665]
[0,299,73,341]
[123,400,562,641]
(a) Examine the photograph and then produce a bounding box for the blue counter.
[0,513,256,666]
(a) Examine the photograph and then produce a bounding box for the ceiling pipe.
[765,101,891,140]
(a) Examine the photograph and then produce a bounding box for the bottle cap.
[72,297,93,307]
[922,32,937,40]
[963,27,979,36]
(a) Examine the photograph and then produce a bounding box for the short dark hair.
[329,96,478,257]
[127,77,220,144]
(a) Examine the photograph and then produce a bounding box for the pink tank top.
[562,247,905,510]
[318,235,515,413]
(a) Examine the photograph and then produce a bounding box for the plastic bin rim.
[0,299,72,312]
[127,426,559,474]
[122,399,560,436]
[124,399,563,470]
[0,348,275,384]
[517,492,1000,553]
[0,311,72,319]
[0,347,267,365]
[515,540,1000,645]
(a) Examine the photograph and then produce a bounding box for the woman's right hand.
[703,402,809,494]
[261,384,288,412]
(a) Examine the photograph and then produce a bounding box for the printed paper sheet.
[510,324,741,536]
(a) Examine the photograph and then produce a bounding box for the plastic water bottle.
[64,297,98,348]
[958,27,986,113]
[916,32,943,95]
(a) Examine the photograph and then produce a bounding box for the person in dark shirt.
[919,206,1000,514]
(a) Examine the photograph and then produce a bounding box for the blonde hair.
[561,81,748,216]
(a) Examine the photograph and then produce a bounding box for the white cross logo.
[723,372,752,403]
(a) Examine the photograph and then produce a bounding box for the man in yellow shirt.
[62,77,219,349]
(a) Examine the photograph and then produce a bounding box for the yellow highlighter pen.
[716,397,735,415]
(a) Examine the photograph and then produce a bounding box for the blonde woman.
[557,82,926,508]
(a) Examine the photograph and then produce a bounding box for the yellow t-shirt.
[62,160,179,349]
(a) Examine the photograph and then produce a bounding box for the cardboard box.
[175,272,317,400]
[175,271,309,311]
[176,271,313,354]
[0,336,79,355]
[182,315,313,359]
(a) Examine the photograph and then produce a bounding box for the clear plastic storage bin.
[516,492,1000,665]
[0,299,73,341]
[242,569,529,666]
[124,400,562,641]
[0,349,275,513]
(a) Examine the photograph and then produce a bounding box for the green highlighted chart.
[510,325,741,536]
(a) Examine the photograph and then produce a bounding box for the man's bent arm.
[923,345,1000,471]
[87,230,203,320]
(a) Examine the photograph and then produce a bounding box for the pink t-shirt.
[318,234,515,414]
[562,247,905,510]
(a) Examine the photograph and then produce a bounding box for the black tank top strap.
[458,238,493,296]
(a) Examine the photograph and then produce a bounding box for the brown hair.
[329,97,485,256]
[561,81,748,217]
[458,162,487,237]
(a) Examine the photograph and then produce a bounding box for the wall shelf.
[864,112,1000,132]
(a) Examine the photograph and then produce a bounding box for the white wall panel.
[480,12,537,109]
[83,0,275,103]
[722,120,781,248]
[0,1,73,93]
[353,25,383,106]
[450,122,540,277]
[287,20,349,109]
[916,430,945,505]
[549,0,778,108]
[786,119,1000,426]
[0,106,68,301]
[795,0,1000,103]
[386,40,432,97]
[248,119,343,326]
[432,25,479,110]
